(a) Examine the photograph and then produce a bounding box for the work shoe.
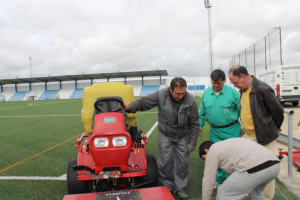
[213,183,220,189]
[167,187,176,195]
[176,190,188,200]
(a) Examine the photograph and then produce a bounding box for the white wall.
[166,76,210,96]
[60,83,75,99]
[2,85,15,100]
[47,82,61,90]
[26,84,44,100]
[77,82,92,89]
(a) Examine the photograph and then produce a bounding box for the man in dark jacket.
[229,65,284,200]
[123,77,200,200]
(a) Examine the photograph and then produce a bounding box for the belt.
[212,119,239,128]
[247,160,280,174]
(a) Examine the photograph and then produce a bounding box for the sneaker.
[176,190,188,200]
[213,183,220,189]
[167,187,176,195]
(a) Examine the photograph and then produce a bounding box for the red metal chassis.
[75,112,148,181]
[63,186,175,200]
[279,150,300,169]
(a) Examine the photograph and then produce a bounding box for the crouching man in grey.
[199,138,280,200]
[123,77,200,200]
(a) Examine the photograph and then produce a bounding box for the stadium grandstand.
[0,70,210,101]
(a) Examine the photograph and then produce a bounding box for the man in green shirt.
[199,69,241,185]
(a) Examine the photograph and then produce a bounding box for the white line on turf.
[0,105,33,111]
[0,175,66,180]
[0,111,157,118]
[146,121,158,138]
[0,114,80,117]
[138,112,158,114]
[28,100,79,107]
[0,99,79,111]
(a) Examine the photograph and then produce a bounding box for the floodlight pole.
[29,56,32,77]
[204,0,213,75]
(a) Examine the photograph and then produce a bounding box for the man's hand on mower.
[185,144,195,154]
[121,102,130,111]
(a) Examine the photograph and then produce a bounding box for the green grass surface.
[0,98,298,200]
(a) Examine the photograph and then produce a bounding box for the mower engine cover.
[90,112,132,174]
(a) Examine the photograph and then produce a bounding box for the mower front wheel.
[67,158,92,194]
[140,153,159,187]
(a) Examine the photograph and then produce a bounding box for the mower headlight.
[112,137,127,147]
[94,137,109,148]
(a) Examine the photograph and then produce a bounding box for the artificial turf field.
[0,98,297,200]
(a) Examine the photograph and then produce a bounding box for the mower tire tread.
[141,153,159,187]
[67,158,92,194]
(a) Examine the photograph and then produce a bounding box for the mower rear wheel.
[140,153,159,187]
[67,158,92,194]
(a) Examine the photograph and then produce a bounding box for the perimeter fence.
[230,27,282,74]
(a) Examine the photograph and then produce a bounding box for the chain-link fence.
[230,27,282,75]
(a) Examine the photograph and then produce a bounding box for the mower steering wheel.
[94,97,124,112]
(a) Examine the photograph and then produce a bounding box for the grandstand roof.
[0,70,168,85]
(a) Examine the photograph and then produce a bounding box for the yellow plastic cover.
[81,82,137,133]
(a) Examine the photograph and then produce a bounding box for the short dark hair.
[199,141,214,159]
[170,77,187,91]
[229,65,249,77]
[210,69,226,82]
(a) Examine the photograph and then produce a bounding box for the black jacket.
[242,76,284,145]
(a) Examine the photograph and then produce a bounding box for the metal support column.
[279,27,283,65]
[284,109,294,179]
[253,44,256,75]
[159,75,162,85]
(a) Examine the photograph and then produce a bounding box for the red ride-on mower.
[67,96,159,194]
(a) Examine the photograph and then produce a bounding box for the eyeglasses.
[232,77,241,86]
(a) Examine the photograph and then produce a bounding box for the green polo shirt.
[199,85,241,141]
[199,85,241,185]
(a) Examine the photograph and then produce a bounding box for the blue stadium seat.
[69,88,84,99]
[38,90,60,100]
[139,85,160,96]
[187,85,205,90]
[8,91,28,101]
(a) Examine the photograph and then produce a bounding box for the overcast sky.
[0,0,299,79]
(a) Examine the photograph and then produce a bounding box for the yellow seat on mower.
[81,82,137,133]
